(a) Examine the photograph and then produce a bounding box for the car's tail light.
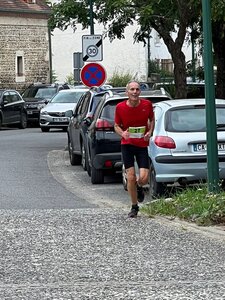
[95,118,114,131]
[154,136,176,149]
[104,160,113,168]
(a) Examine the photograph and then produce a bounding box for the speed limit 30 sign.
[82,34,103,62]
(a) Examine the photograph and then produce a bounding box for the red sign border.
[80,62,107,88]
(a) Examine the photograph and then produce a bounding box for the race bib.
[128,126,146,138]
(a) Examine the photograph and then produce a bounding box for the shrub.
[109,71,133,87]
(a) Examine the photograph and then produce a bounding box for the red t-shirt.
[115,99,154,147]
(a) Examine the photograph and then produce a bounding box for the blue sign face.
[81,63,106,87]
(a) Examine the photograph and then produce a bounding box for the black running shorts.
[121,144,149,169]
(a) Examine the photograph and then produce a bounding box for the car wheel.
[81,143,87,171]
[68,138,81,165]
[0,116,2,129]
[41,127,50,132]
[122,164,128,191]
[91,166,104,184]
[18,112,27,129]
[149,162,166,200]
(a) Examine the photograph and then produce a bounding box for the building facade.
[0,0,51,92]
[51,23,148,84]
[51,23,195,85]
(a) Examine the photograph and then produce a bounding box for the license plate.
[53,117,69,122]
[193,143,225,152]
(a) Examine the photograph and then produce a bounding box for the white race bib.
[128,126,146,138]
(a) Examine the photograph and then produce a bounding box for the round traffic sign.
[80,63,107,88]
[86,45,98,57]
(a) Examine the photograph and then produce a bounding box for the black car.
[152,82,206,98]
[85,95,124,184]
[86,90,172,184]
[0,89,27,129]
[22,83,70,123]
[67,88,118,170]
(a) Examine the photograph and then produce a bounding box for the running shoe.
[137,185,145,203]
[128,207,139,218]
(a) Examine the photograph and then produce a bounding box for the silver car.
[39,88,88,132]
[149,99,225,198]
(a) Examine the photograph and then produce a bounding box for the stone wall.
[0,17,50,93]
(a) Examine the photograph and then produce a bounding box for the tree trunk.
[152,20,188,99]
[170,48,187,99]
[157,31,187,99]
[212,22,225,99]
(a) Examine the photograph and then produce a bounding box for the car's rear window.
[100,100,122,123]
[166,106,225,132]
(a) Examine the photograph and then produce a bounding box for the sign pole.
[89,0,94,34]
[202,0,220,192]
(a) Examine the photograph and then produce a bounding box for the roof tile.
[0,0,51,14]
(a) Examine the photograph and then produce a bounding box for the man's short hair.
[126,80,141,90]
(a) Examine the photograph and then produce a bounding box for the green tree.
[49,1,225,98]
[188,0,225,99]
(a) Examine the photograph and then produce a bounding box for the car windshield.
[50,91,85,103]
[166,106,225,132]
[22,87,57,99]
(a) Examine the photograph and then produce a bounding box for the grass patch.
[141,186,225,226]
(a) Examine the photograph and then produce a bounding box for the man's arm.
[144,116,155,141]
[114,124,129,139]
[148,116,155,136]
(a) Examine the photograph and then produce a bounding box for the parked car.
[0,89,27,129]
[152,82,207,98]
[39,88,88,132]
[84,89,173,185]
[85,90,168,184]
[85,95,125,183]
[148,99,225,199]
[67,88,118,169]
[22,83,70,124]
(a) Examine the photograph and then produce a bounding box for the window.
[15,51,25,82]
[3,92,12,103]
[10,92,21,103]
[17,56,23,76]
[167,108,207,132]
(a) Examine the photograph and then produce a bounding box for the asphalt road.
[1,127,225,299]
[0,127,97,209]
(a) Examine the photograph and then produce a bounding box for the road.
[1,127,225,299]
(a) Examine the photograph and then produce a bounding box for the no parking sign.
[80,63,107,88]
